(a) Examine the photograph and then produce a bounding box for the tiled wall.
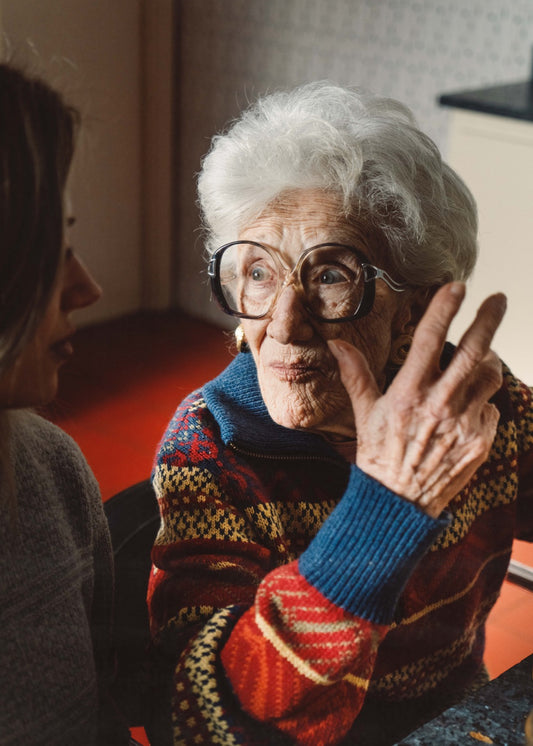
[175,0,533,319]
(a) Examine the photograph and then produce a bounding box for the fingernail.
[449,281,466,298]
[327,339,355,359]
[327,339,346,357]
[496,293,507,314]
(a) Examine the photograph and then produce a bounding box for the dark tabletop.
[396,655,533,745]
[439,80,533,122]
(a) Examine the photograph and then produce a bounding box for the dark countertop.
[397,655,533,745]
[439,80,533,122]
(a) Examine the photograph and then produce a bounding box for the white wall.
[140,0,174,311]
[0,0,174,325]
[447,110,533,383]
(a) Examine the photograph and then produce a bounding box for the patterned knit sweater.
[147,350,533,746]
[0,411,129,746]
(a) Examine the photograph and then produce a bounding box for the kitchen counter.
[397,654,533,745]
[439,80,533,122]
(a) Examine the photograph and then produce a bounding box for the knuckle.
[474,357,503,398]
[474,437,492,462]
[455,342,483,372]
[483,353,503,389]
[426,393,454,422]
[484,401,501,430]
[472,405,499,457]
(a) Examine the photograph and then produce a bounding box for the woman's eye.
[318,267,346,285]
[249,264,272,282]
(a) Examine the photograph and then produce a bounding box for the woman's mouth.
[269,361,318,382]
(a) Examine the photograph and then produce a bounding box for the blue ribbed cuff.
[299,466,450,624]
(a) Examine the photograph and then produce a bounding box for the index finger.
[403,282,466,382]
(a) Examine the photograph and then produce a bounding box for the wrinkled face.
[0,216,102,408]
[240,189,414,441]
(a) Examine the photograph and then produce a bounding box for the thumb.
[327,339,381,421]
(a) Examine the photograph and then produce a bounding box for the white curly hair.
[197,81,478,287]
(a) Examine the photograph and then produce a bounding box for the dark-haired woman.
[0,62,129,746]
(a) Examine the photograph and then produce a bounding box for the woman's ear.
[393,285,438,336]
[388,286,438,371]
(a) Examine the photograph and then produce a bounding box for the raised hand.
[328,283,507,518]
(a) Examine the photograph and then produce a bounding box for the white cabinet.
[445,108,533,384]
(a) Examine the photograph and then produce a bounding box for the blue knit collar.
[202,352,341,459]
[202,343,462,459]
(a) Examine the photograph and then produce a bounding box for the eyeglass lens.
[217,243,366,320]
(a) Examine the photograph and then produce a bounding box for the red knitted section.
[221,561,386,742]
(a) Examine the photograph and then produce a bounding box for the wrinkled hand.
[328,283,506,518]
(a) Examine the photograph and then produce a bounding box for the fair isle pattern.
[371,628,482,699]
[430,466,518,551]
[155,461,335,559]
[173,608,243,746]
[429,368,531,552]
[151,605,216,641]
[148,372,533,745]
[165,503,251,544]
[372,591,498,699]
[156,463,224,502]
[244,501,337,549]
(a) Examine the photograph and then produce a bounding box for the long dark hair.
[0,63,80,511]
[0,62,80,375]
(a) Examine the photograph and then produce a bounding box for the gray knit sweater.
[0,411,121,745]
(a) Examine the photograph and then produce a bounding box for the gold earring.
[235,324,249,353]
[389,332,413,367]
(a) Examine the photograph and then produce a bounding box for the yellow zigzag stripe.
[394,547,510,628]
[343,672,371,690]
[255,610,369,691]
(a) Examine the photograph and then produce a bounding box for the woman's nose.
[61,253,102,312]
[267,283,314,344]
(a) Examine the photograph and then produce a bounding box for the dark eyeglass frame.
[207,240,407,323]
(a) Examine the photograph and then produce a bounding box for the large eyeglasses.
[208,241,406,323]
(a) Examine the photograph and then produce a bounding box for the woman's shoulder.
[159,355,259,453]
[4,411,103,551]
[444,342,532,426]
[157,388,219,460]
[10,410,99,496]
[11,410,84,456]
[165,387,213,431]
[501,364,532,406]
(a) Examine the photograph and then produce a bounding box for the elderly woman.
[147,82,533,746]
